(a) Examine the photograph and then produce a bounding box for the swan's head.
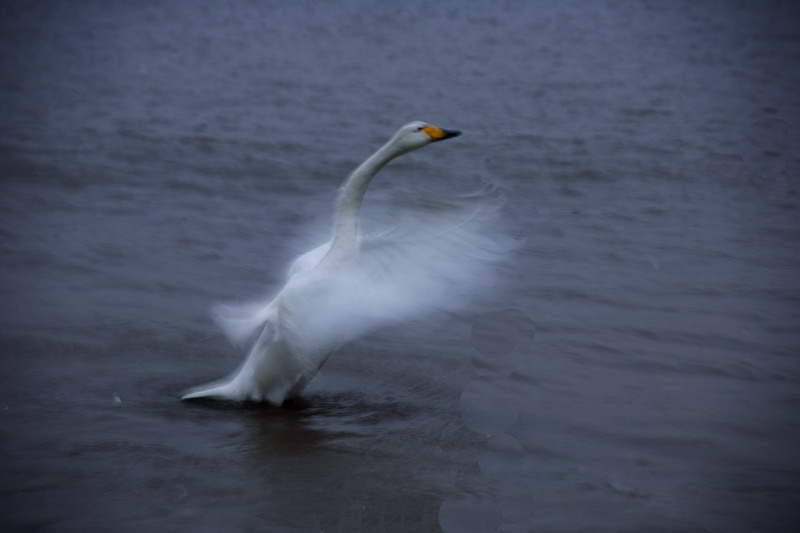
[388,121,462,155]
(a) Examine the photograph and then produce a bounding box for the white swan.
[182,121,507,404]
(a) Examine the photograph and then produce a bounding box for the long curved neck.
[327,140,403,261]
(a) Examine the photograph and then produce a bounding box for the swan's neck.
[328,141,402,260]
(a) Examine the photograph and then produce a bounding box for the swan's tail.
[181,318,284,403]
[181,377,240,401]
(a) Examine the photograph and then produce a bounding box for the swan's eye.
[417,125,427,131]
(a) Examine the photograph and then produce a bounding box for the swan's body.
[182,121,504,404]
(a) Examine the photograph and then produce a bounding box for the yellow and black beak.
[421,124,462,142]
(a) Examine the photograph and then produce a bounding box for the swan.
[182,121,506,404]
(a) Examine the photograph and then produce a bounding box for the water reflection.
[183,392,457,531]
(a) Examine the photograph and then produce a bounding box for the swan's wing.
[213,184,516,360]
[210,299,277,347]
[279,184,518,352]
[211,241,331,346]
[361,183,513,253]
[286,241,331,278]
[355,184,517,328]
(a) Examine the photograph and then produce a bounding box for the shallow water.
[1,1,799,531]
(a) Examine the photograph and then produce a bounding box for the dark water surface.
[2,1,799,531]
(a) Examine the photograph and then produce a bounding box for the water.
[1,1,799,531]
